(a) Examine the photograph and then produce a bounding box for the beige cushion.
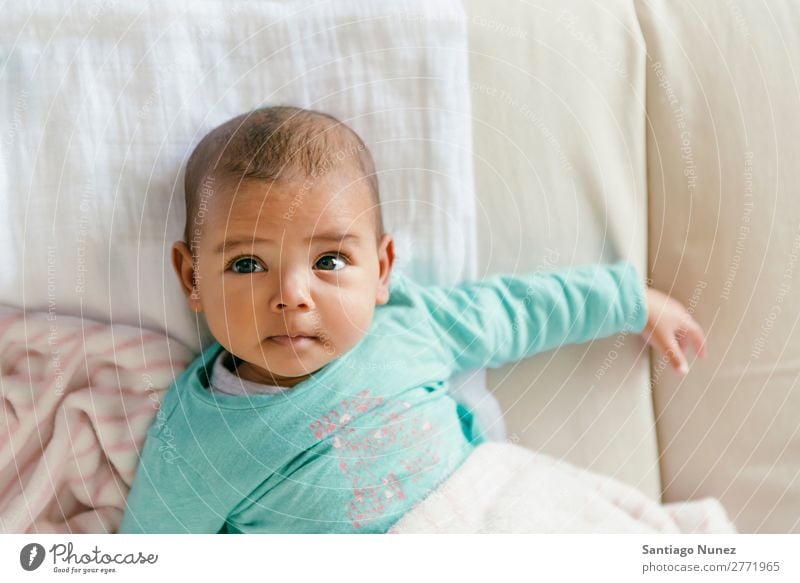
[637,0,800,533]
[464,0,659,499]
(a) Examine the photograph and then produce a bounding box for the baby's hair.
[182,105,384,247]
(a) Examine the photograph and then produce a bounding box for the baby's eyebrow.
[215,232,359,253]
[215,236,272,253]
[305,232,360,244]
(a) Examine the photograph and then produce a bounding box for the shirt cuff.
[613,260,649,335]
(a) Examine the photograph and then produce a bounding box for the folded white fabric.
[0,0,502,437]
[389,443,737,533]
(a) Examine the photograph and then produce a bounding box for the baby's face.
[173,169,394,387]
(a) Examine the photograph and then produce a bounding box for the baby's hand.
[642,288,708,376]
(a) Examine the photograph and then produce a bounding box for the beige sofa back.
[467,0,800,533]
[638,0,800,533]
[464,0,659,500]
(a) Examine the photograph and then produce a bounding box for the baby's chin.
[237,351,333,387]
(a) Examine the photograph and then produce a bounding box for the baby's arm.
[119,432,227,534]
[412,261,648,376]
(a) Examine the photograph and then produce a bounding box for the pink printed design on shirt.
[308,389,383,440]
[308,390,441,529]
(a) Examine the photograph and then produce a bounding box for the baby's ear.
[375,234,395,305]
[171,241,203,313]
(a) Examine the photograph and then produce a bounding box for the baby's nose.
[270,272,314,311]
[274,296,312,310]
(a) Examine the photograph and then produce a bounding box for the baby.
[120,106,707,534]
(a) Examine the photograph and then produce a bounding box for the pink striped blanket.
[0,307,192,533]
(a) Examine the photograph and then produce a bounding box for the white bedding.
[390,443,737,534]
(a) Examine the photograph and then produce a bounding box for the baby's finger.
[689,321,708,358]
[676,326,691,352]
[655,329,689,375]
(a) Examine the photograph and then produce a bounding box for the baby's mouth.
[267,334,318,348]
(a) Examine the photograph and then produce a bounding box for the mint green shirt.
[120,261,647,533]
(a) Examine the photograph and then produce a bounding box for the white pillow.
[0,0,476,354]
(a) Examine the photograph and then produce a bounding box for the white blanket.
[389,443,737,533]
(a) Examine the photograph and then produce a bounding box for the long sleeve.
[409,261,648,377]
[119,432,227,534]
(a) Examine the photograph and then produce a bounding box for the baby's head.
[172,106,395,387]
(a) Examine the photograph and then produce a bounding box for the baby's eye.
[314,253,347,271]
[230,256,265,274]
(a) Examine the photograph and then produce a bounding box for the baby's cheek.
[340,293,376,339]
[209,306,259,347]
